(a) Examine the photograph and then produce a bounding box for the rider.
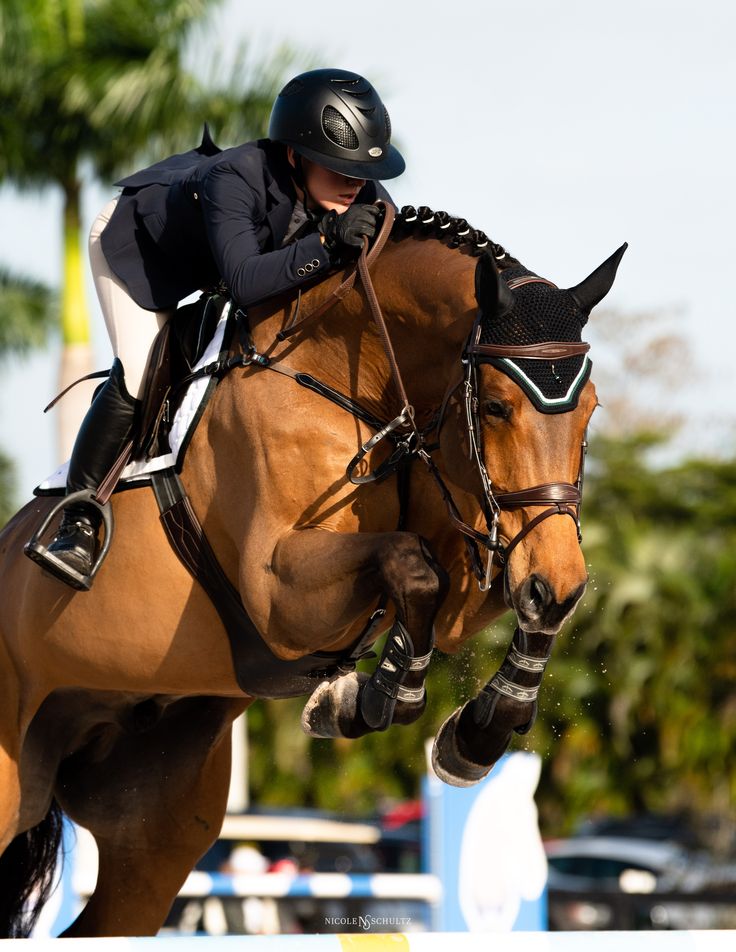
[26,68,405,590]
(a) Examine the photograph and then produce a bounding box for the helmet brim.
[289,142,406,181]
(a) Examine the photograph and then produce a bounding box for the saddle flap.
[136,294,226,461]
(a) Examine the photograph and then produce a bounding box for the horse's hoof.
[301,672,369,739]
[431,706,509,787]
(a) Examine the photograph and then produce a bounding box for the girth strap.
[149,459,415,697]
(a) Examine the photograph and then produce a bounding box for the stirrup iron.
[24,489,114,591]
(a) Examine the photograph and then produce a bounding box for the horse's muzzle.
[508,572,587,634]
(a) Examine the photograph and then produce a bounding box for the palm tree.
[0,268,55,523]
[0,0,293,457]
[0,268,55,357]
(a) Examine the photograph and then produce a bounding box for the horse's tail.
[0,799,64,938]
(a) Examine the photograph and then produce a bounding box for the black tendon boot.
[25,359,139,590]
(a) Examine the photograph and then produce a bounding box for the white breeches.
[89,199,175,399]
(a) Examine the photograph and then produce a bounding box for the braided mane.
[391,205,520,269]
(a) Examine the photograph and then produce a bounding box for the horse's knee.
[380,535,448,607]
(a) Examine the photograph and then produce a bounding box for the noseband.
[452,275,591,590]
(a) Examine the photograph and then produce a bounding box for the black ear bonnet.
[473,244,627,414]
[477,266,592,413]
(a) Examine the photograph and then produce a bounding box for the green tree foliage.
[0,268,56,356]
[245,434,736,847]
[0,268,55,524]
[533,434,736,847]
[0,451,17,528]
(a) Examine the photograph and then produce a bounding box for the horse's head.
[444,243,627,634]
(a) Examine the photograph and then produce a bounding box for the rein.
[276,202,397,342]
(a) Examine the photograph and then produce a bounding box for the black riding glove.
[318,203,380,257]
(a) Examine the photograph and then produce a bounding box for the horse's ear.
[475,252,515,318]
[568,243,628,320]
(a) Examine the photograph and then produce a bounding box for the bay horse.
[0,202,625,937]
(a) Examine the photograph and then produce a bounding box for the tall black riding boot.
[25,358,139,589]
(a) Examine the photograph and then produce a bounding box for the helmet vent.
[384,108,391,141]
[322,106,359,150]
[280,79,304,96]
[331,78,371,97]
[358,106,376,118]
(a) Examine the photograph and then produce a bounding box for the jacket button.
[311,258,320,268]
[304,262,314,273]
[297,267,306,277]
[193,191,198,200]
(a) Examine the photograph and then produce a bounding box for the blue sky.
[1,0,734,494]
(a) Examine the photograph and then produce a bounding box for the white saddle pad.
[37,302,231,492]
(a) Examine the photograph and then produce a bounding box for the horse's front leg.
[432,628,554,786]
[267,529,448,739]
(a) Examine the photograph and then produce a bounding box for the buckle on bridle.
[346,405,419,485]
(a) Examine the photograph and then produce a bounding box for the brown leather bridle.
[451,275,591,589]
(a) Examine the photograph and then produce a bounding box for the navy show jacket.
[101,128,392,311]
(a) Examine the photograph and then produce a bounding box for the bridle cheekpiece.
[459,274,591,590]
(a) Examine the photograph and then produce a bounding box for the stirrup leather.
[24,490,114,591]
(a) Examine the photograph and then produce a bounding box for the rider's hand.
[318,203,380,256]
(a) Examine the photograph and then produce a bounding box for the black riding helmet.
[268,68,405,181]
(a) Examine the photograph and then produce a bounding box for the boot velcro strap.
[378,625,415,675]
[486,672,540,703]
[371,667,403,699]
[371,669,426,704]
[396,684,426,704]
[508,644,549,673]
[409,649,433,671]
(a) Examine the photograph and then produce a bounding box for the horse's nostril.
[529,574,552,610]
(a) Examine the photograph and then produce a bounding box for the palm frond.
[0,268,56,356]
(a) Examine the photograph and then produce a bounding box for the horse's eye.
[482,398,511,420]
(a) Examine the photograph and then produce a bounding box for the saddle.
[135,292,227,465]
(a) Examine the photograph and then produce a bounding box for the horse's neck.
[251,239,478,422]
